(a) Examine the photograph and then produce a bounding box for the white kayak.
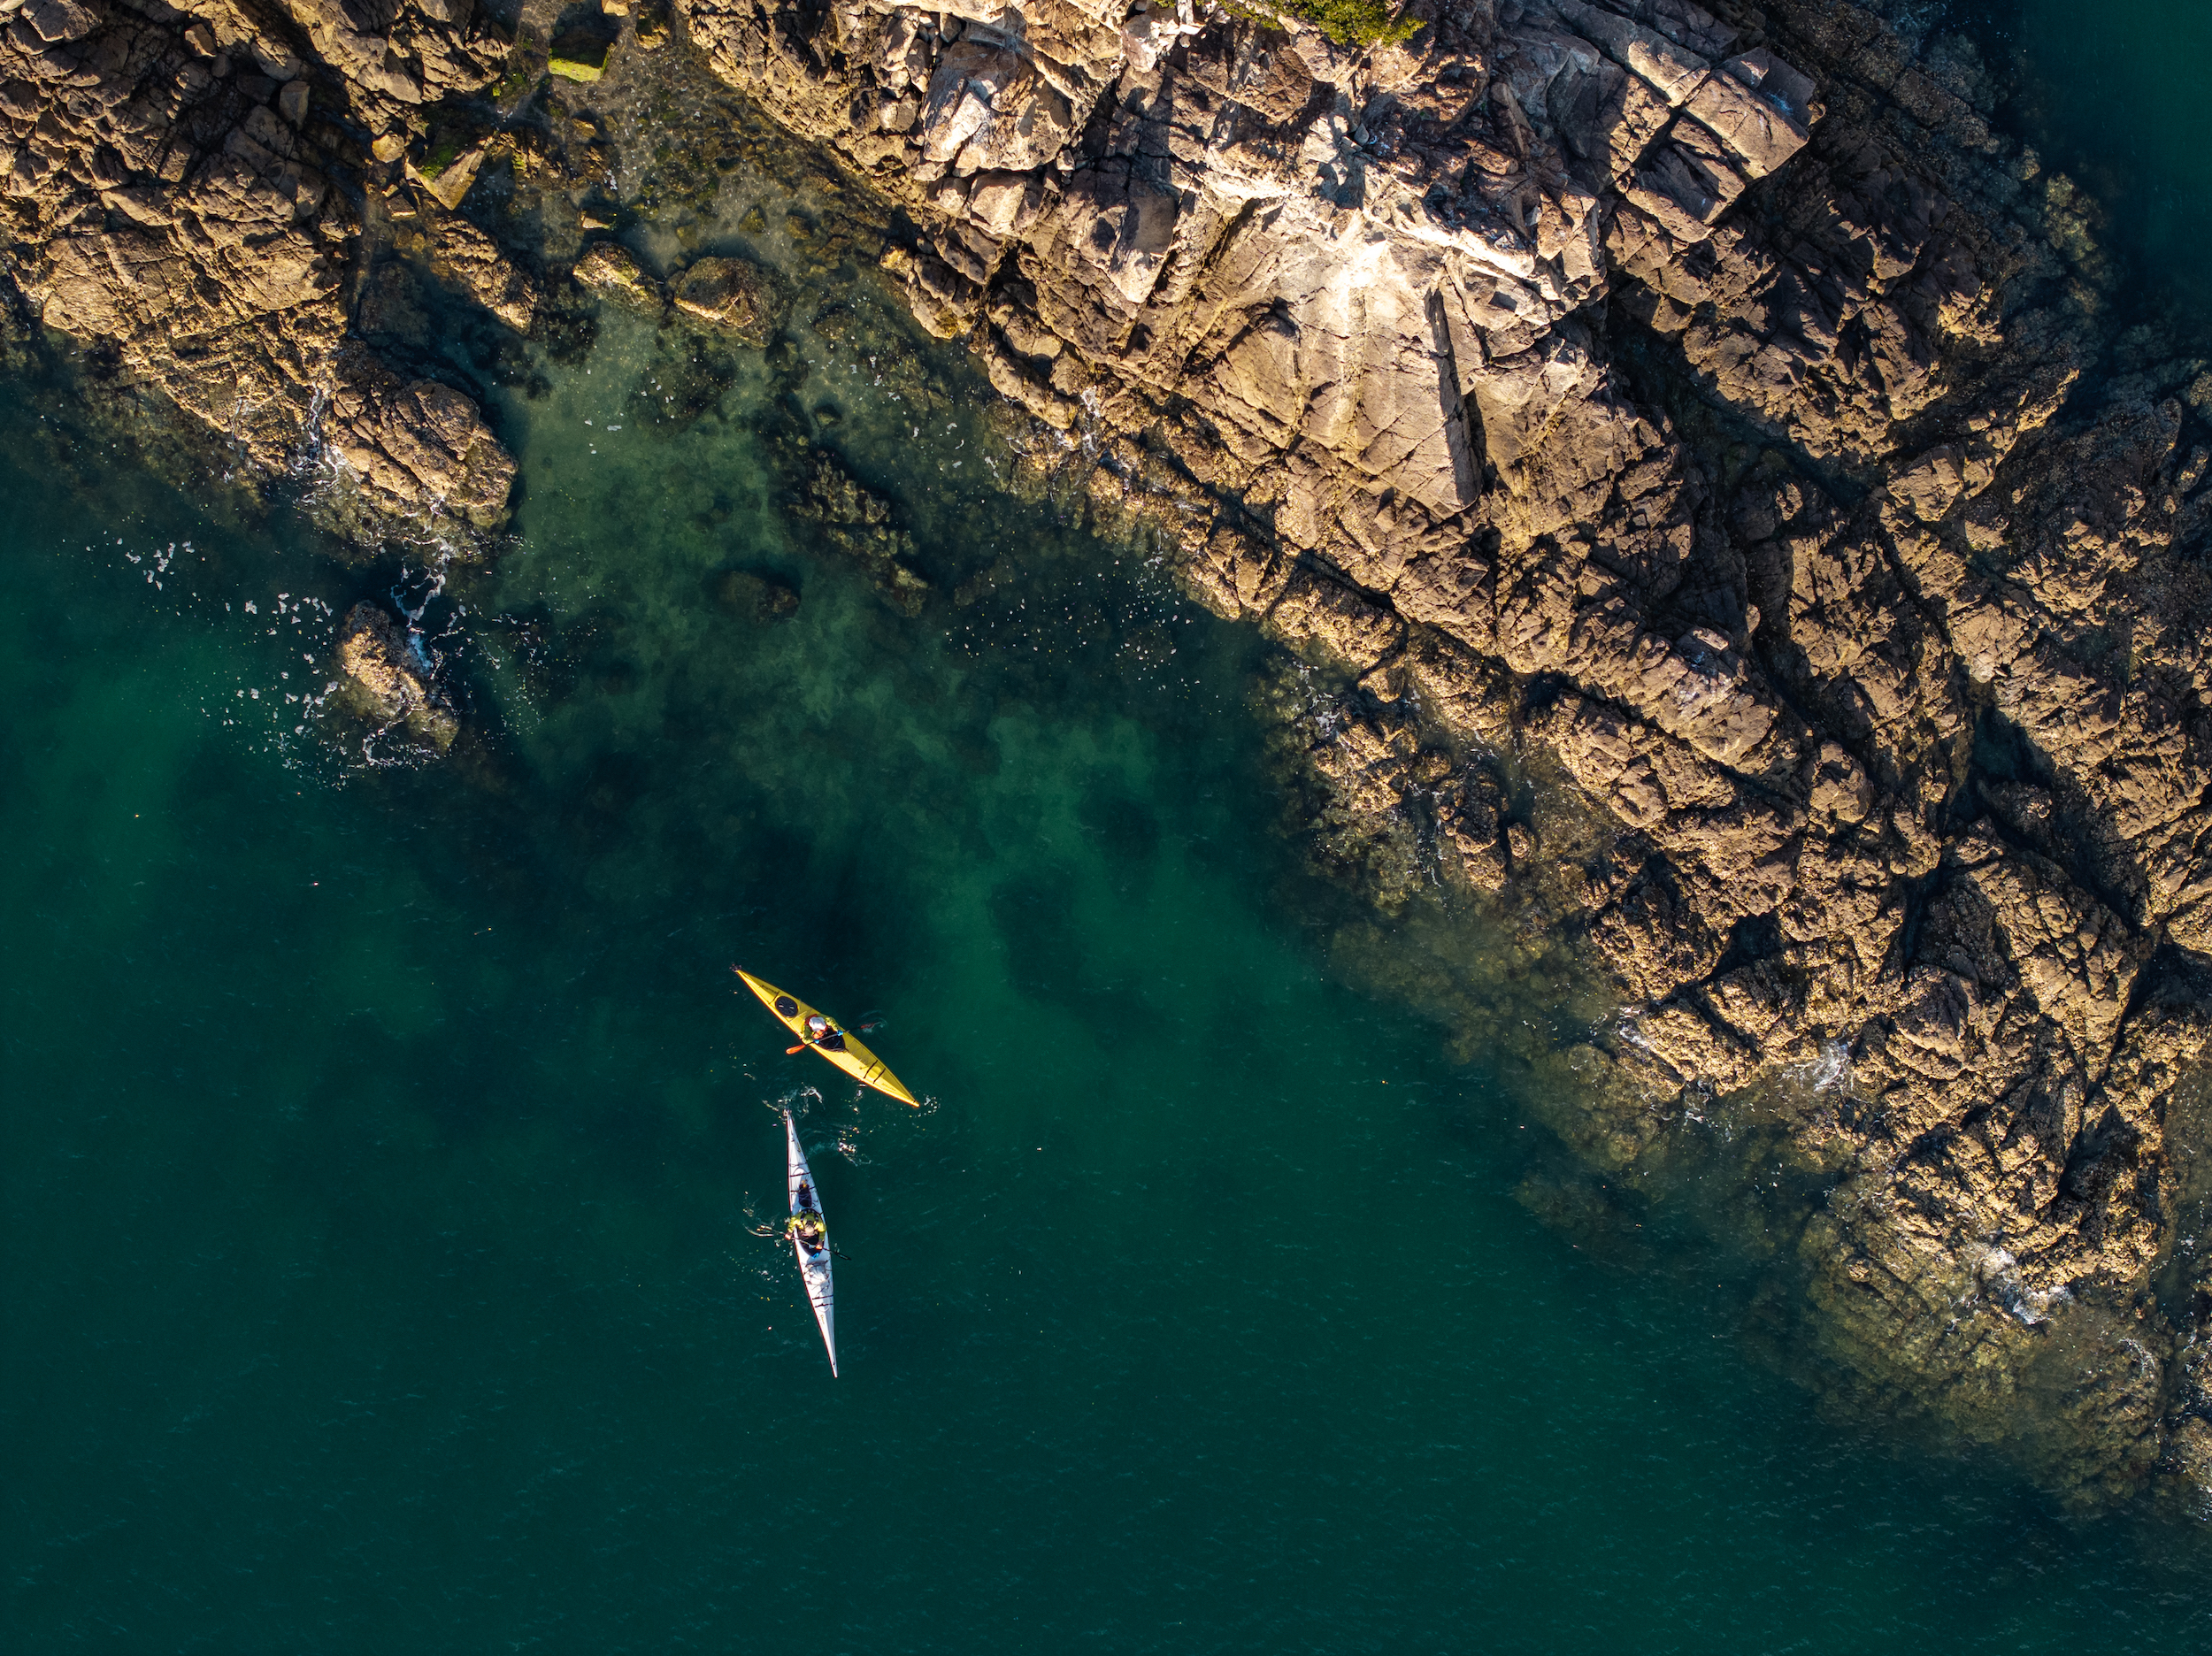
[785,1108,837,1376]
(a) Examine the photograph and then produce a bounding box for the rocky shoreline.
[6,0,2212,1508]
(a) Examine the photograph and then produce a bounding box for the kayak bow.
[734,968,919,1107]
[784,1108,837,1377]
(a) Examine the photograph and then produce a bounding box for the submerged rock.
[710,568,801,622]
[355,265,434,352]
[788,450,930,616]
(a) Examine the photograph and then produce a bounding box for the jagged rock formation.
[0,0,518,538]
[335,597,458,744]
[673,0,2212,1506]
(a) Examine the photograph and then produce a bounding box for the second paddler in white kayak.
[784,1108,838,1376]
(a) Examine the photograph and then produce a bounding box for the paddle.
[789,1026,870,1054]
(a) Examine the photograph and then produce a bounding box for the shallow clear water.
[8,201,2212,1653]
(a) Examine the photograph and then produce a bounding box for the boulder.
[327,353,517,531]
[549,35,611,81]
[573,242,665,311]
[429,213,541,332]
[671,255,774,342]
[334,603,458,748]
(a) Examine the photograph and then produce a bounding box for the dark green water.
[1963,0,2212,329]
[9,184,2212,1656]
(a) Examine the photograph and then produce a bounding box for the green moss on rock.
[549,34,611,82]
[1232,0,1420,47]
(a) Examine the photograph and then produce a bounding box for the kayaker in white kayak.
[749,1207,830,1251]
[779,1179,845,1258]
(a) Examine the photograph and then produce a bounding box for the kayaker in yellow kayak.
[733,967,920,1106]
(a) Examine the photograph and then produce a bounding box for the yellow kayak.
[734,968,919,1107]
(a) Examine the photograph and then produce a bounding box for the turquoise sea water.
[1965,0,2212,326]
[11,92,2212,1654]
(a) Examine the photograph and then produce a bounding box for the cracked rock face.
[335,598,458,747]
[0,0,516,542]
[674,0,2212,1506]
